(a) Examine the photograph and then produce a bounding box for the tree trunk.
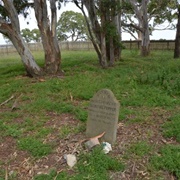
[141,0,150,56]
[4,26,42,77]
[109,36,115,66]
[174,6,180,59]
[129,0,150,57]
[0,0,42,77]
[114,12,122,61]
[100,1,108,68]
[34,0,61,75]
[75,0,120,67]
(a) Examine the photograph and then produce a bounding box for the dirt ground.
[0,108,178,180]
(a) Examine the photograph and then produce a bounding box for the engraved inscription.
[86,89,120,144]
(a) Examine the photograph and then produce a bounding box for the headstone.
[86,89,120,144]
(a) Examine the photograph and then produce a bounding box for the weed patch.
[18,137,52,157]
[126,141,152,158]
[150,145,180,179]
[162,114,180,142]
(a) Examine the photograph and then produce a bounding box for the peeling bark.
[0,0,42,77]
[128,0,150,56]
[34,0,61,75]
[140,0,150,56]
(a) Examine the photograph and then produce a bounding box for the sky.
[0,3,176,45]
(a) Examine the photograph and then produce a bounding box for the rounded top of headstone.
[92,89,118,103]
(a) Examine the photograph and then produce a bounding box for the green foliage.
[162,114,180,142]
[21,28,32,43]
[122,0,176,39]
[151,145,180,179]
[21,28,41,43]
[0,0,31,20]
[18,137,52,157]
[57,11,88,41]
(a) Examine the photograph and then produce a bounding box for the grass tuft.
[150,145,180,179]
[18,137,52,157]
[162,114,180,142]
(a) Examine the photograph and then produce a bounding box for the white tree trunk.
[0,0,41,77]
[129,0,150,56]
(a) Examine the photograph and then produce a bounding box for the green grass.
[126,141,152,158]
[0,50,180,179]
[18,137,52,157]
[150,145,180,179]
[162,114,180,142]
[34,146,124,180]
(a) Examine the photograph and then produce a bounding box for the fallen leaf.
[89,132,105,140]
[39,79,46,82]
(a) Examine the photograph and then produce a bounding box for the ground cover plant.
[0,50,180,179]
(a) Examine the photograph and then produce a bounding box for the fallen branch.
[11,94,22,111]
[0,95,14,106]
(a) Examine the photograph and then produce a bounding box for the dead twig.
[70,92,73,102]
[5,166,8,180]
[0,95,14,106]
[131,162,136,178]
[71,139,87,155]
[11,94,22,111]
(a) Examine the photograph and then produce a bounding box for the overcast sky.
[0,3,176,45]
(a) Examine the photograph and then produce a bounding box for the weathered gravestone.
[86,89,120,144]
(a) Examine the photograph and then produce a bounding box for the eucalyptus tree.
[0,0,63,77]
[21,28,41,43]
[122,0,150,56]
[73,0,122,68]
[34,0,62,75]
[122,0,176,56]
[31,29,41,42]
[57,11,88,41]
[0,0,41,76]
[21,28,33,43]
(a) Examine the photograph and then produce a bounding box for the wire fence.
[0,40,175,55]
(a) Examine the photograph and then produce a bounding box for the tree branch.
[122,21,143,32]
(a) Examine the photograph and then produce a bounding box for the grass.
[0,50,180,179]
[18,137,52,158]
[34,146,124,180]
[162,114,180,142]
[150,145,180,179]
[126,141,152,158]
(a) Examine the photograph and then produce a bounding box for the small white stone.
[65,154,77,168]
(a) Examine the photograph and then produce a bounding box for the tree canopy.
[57,10,88,41]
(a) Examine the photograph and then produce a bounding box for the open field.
[0,50,180,179]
